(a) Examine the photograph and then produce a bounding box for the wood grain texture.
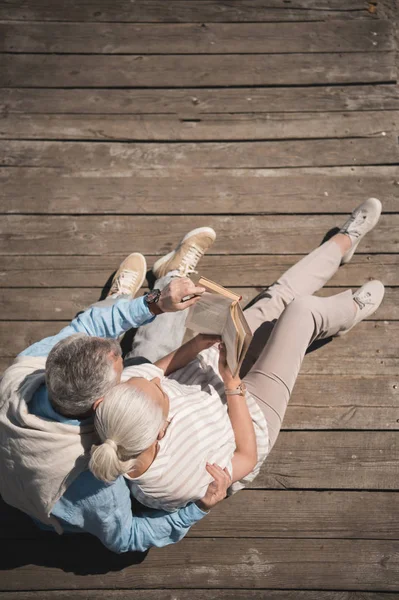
[3,86,399,114]
[0,0,377,23]
[0,215,396,255]
[1,491,399,539]
[1,167,399,214]
[1,538,399,590]
[257,431,399,490]
[0,21,393,54]
[1,53,395,88]
[0,254,397,287]
[0,593,396,600]
[1,111,398,141]
[0,287,397,320]
[2,139,399,172]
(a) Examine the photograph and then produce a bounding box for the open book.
[185,277,253,377]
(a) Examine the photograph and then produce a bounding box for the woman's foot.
[338,280,385,336]
[152,227,216,278]
[339,198,382,265]
[107,253,147,298]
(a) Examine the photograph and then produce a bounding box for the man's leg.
[244,290,355,450]
[125,272,187,364]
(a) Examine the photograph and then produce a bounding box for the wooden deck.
[0,0,399,597]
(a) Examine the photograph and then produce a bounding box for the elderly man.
[0,227,230,553]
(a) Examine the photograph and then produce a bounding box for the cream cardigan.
[0,356,97,533]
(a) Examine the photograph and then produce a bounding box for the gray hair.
[45,334,122,417]
[89,382,164,483]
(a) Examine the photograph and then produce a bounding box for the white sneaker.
[340,198,382,264]
[107,253,147,298]
[338,280,385,336]
[152,227,216,278]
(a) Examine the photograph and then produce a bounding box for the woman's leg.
[241,236,348,375]
[243,290,355,450]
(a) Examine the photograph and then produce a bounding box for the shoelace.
[353,290,372,311]
[342,210,367,239]
[178,244,204,276]
[110,269,139,296]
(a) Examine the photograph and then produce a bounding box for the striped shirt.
[121,346,269,512]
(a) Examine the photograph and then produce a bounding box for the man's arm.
[20,296,154,358]
[54,465,230,554]
[21,278,206,358]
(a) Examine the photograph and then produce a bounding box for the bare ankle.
[332,233,352,257]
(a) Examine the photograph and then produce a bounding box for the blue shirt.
[20,295,206,553]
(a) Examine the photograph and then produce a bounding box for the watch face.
[146,289,161,304]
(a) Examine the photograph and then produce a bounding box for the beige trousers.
[242,240,355,451]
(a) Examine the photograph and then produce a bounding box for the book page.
[185,291,231,335]
[222,310,240,376]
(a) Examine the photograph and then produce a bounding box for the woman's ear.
[92,397,104,411]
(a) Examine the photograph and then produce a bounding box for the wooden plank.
[3,86,399,114]
[1,167,399,214]
[0,287,397,320]
[2,139,398,172]
[2,491,399,540]
[0,538,399,590]
[0,0,377,23]
[0,215,397,255]
[1,111,398,141]
[0,21,393,54]
[257,431,399,490]
[1,322,398,376]
[1,53,395,88]
[287,375,399,430]
[0,593,396,600]
[0,255,398,288]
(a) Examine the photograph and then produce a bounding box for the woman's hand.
[218,342,241,390]
[192,333,222,353]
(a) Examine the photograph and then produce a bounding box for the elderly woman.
[90,199,384,511]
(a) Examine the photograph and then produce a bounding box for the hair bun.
[104,438,118,452]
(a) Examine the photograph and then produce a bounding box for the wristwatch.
[145,289,163,315]
[225,382,247,397]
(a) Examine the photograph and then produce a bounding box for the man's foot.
[107,253,147,298]
[338,280,385,336]
[152,227,216,279]
[340,198,382,265]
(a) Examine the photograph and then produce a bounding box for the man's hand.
[158,278,205,313]
[196,463,232,512]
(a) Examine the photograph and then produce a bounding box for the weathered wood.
[1,111,398,141]
[2,490,399,539]
[1,322,397,377]
[1,538,399,590]
[1,167,399,214]
[2,139,398,172]
[0,593,396,600]
[0,254,398,288]
[0,215,397,255]
[0,0,377,23]
[0,21,393,54]
[2,53,395,88]
[0,287,397,320]
[257,431,399,490]
[3,86,399,114]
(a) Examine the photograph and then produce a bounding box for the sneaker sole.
[152,227,216,275]
[341,198,382,265]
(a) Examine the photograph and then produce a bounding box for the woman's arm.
[155,334,221,376]
[218,344,258,483]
